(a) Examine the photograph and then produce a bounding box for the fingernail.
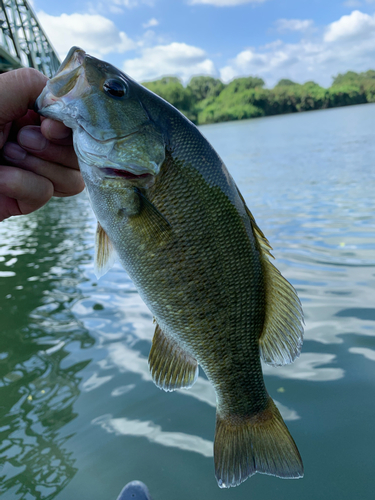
[3,142,27,160]
[18,127,48,151]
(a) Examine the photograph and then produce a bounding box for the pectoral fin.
[134,187,171,240]
[94,222,117,279]
[148,322,199,392]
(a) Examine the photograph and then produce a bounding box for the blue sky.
[31,0,375,87]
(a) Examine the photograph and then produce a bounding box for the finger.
[0,123,12,157]
[4,110,42,148]
[17,126,79,170]
[13,109,41,131]
[0,193,22,220]
[41,118,73,145]
[2,142,85,197]
[0,164,53,220]
[0,68,47,142]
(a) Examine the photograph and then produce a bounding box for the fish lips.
[36,47,85,108]
[102,168,155,187]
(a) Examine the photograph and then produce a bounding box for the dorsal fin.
[237,189,304,366]
[94,222,117,279]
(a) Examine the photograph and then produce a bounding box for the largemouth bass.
[37,47,304,488]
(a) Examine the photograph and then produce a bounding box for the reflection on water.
[0,197,94,498]
[1,103,375,500]
[262,353,344,381]
[349,347,375,361]
[92,415,213,458]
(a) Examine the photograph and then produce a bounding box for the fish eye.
[103,78,127,99]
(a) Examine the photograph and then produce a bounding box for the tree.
[140,68,375,126]
[142,76,196,121]
[187,76,225,102]
[332,71,360,87]
[275,79,298,87]
[225,76,265,93]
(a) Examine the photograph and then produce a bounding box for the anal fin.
[148,322,199,392]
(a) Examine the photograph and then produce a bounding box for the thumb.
[0,68,48,147]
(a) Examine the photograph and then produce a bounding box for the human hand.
[0,67,84,222]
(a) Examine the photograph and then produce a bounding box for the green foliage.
[224,76,265,93]
[332,71,360,87]
[198,101,265,125]
[327,85,366,107]
[187,76,225,101]
[142,76,196,121]
[141,69,375,126]
[330,70,375,106]
[363,70,375,80]
[195,78,266,124]
[275,79,299,87]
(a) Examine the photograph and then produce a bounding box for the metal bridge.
[0,0,60,77]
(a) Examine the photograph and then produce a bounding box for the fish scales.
[143,156,267,412]
[37,47,304,488]
[89,152,267,412]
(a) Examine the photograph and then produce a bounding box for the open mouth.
[103,168,152,180]
[56,47,86,77]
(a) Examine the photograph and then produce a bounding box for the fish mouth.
[35,48,87,113]
[57,47,86,76]
[102,168,152,180]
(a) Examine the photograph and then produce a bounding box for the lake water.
[1,103,375,500]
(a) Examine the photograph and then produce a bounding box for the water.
[1,103,374,499]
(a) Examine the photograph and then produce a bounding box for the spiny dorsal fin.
[237,188,304,366]
[94,222,117,279]
[148,322,199,392]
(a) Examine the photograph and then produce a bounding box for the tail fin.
[214,398,303,488]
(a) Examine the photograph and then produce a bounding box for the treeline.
[142,70,375,125]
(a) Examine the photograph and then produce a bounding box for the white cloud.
[109,0,154,8]
[275,18,314,32]
[220,10,375,87]
[143,18,159,28]
[116,0,141,5]
[343,0,362,6]
[189,0,266,6]
[123,42,217,83]
[87,0,150,14]
[36,11,136,61]
[324,10,375,42]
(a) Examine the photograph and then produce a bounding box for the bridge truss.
[0,0,60,77]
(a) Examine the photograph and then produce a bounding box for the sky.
[30,0,375,87]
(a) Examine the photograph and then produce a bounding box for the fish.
[36,47,304,488]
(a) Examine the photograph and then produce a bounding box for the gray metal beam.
[0,0,60,76]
